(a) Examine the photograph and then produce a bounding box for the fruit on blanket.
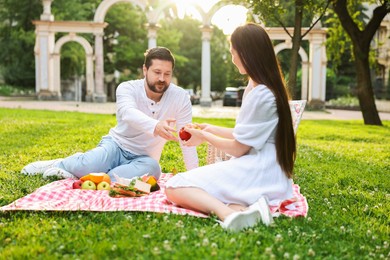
[72,180,84,189]
[81,180,96,190]
[141,175,160,192]
[97,181,111,190]
[179,127,191,141]
[80,173,111,184]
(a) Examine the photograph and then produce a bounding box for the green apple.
[81,180,96,190]
[97,181,111,190]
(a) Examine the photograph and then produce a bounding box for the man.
[22,47,198,181]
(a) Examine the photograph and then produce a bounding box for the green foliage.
[210,26,245,91]
[104,3,148,79]
[60,42,86,78]
[326,68,354,100]
[0,109,389,258]
[158,16,239,92]
[159,17,202,90]
[247,0,326,28]
[0,0,246,94]
[0,85,35,96]
[51,0,101,21]
[327,95,359,107]
[325,2,369,69]
[0,0,41,87]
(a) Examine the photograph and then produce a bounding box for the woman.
[165,23,296,232]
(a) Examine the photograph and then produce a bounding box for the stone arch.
[204,1,235,26]
[53,33,95,101]
[35,0,327,106]
[147,1,231,106]
[147,2,205,25]
[93,0,146,23]
[93,0,147,102]
[274,43,309,100]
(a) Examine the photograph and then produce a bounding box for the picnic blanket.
[0,173,308,218]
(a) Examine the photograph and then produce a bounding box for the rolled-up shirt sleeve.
[175,95,199,170]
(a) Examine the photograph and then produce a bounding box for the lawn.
[0,108,389,259]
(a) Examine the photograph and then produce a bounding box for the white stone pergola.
[34,0,327,106]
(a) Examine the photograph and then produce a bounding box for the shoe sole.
[226,210,261,232]
[21,159,63,175]
[258,196,274,226]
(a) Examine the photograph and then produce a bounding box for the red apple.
[72,180,84,189]
[179,127,191,141]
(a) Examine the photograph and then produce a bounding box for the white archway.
[94,0,146,23]
[53,33,95,101]
[274,42,309,101]
[34,0,327,107]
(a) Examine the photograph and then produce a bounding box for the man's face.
[143,59,173,94]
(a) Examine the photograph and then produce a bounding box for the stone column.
[321,45,327,103]
[36,30,58,100]
[301,61,309,101]
[94,32,107,102]
[146,23,159,49]
[200,25,213,107]
[85,53,94,102]
[308,32,327,109]
[35,0,57,100]
[40,0,54,21]
[52,52,61,98]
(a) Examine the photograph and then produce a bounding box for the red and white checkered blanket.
[0,173,308,218]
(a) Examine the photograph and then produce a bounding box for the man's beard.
[146,78,169,94]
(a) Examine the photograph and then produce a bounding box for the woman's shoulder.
[250,84,276,105]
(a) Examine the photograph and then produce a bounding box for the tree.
[158,17,199,89]
[331,0,388,125]
[0,0,42,87]
[211,26,245,92]
[245,0,330,99]
[158,16,242,94]
[103,3,148,79]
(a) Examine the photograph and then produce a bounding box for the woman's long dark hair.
[230,23,296,178]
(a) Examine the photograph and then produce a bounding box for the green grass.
[0,108,389,259]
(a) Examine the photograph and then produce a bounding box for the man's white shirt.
[108,79,198,170]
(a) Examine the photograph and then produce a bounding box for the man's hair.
[144,47,175,70]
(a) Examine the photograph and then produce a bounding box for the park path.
[1,97,390,120]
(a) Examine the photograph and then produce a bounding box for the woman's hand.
[194,123,212,132]
[181,126,206,147]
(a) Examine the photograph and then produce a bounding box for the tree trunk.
[332,0,387,125]
[288,0,304,99]
[354,48,382,125]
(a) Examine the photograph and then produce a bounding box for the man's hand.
[154,118,178,141]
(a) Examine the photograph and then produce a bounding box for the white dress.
[165,84,294,207]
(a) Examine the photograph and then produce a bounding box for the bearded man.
[22,47,198,181]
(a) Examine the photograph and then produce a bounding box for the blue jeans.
[57,136,161,182]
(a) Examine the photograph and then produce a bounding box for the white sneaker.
[21,159,63,175]
[43,167,77,180]
[250,196,274,226]
[220,208,262,232]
